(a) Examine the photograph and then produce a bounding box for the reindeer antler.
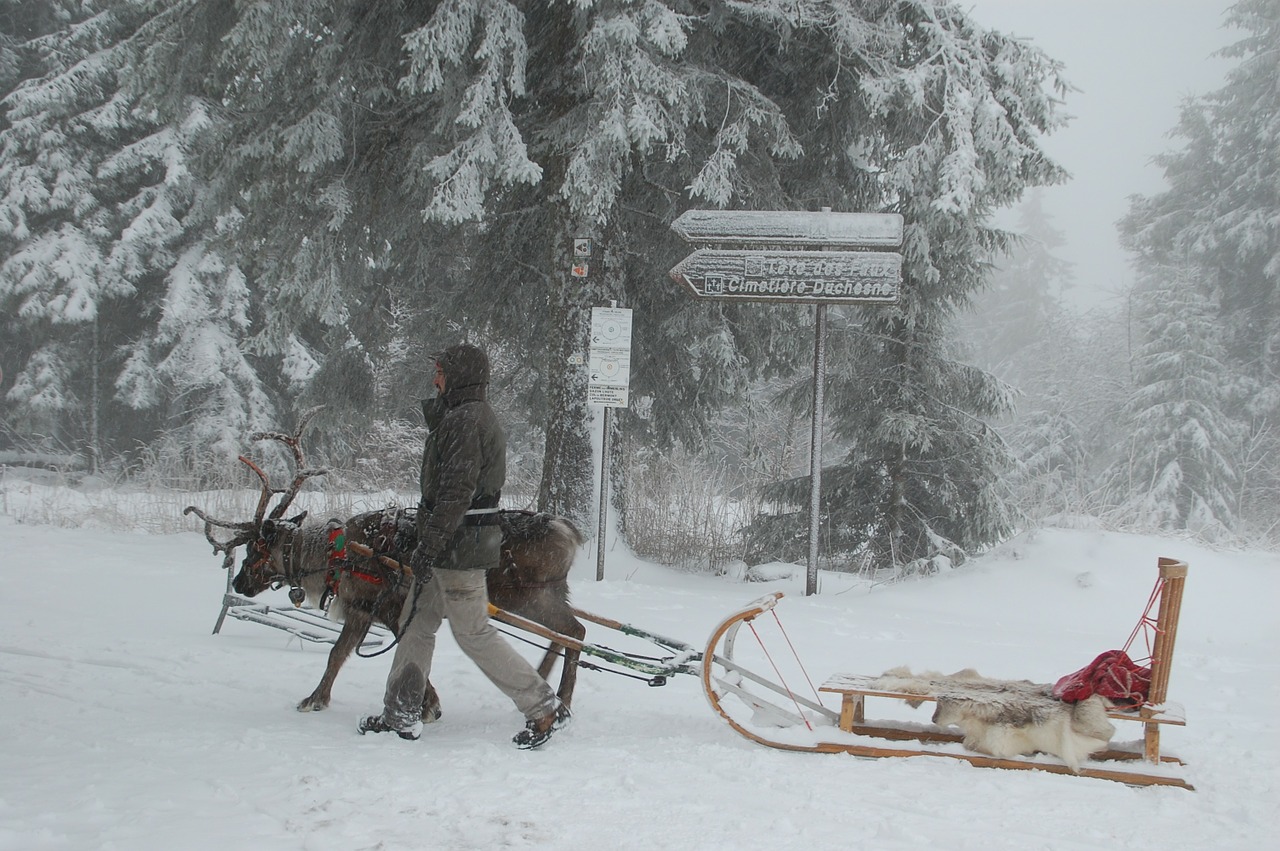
[183,453,282,569]
[185,406,328,568]
[250,405,329,521]
[183,505,257,570]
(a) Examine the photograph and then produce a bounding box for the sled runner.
[700,559,1192,790]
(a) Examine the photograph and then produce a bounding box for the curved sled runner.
[701,560,1192,790]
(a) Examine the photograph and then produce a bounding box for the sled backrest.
[1147,557,1188,708]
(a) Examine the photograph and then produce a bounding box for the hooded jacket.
[415,343,506,570]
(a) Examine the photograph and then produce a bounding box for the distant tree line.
[958,0,1279,547]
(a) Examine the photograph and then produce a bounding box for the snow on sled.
[700,558,1192,790]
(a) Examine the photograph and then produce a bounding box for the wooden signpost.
[669,209,904,595]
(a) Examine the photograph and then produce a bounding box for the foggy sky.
[966,1,1237,312]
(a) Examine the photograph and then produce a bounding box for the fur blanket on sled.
[872,666,1116,771]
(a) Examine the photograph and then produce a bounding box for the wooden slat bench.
[818,557,1190,786]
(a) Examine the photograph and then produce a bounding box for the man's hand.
[409,542,435,578]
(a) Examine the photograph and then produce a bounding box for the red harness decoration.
[327,525,347,559]
[320,523,388,611]
[1052,578,1164,707]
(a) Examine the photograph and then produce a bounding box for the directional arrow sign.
[671,210,903,248]
[669,249,902,304]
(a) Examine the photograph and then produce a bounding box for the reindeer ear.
[288,511,309,527]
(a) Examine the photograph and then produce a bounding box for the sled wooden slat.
[816,558,1190,785]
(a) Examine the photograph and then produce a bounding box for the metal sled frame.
[487,604,703,682]
[700,570,1192,790]
[211,569,391,651]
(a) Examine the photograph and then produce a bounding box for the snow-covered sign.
[588,306,632,408]
[669,209,904,305]
[670,209,903,248]
[669,249,902,304]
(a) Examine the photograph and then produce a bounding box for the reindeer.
[185,411,586,720]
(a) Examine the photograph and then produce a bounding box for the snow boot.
[512,703,570,750]
[357,713,423,741]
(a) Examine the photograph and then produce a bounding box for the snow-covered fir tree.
[1118,0,1279,538]
[741,2,1070,572]
[1,1,141,464]
[0,0,277,471]
[956,194,1096,525]
[1103,263,1241,539]
[963,191,1074,384]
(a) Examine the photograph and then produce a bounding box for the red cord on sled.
[1122,576,1166,667]
[746,610,828,731]
[1053,577,1164,707]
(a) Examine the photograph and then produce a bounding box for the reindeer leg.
[421,681,443,722]
[530,609,585,711]
[297,609,372,712]
[536,645,560,681]
[555,616,586,711]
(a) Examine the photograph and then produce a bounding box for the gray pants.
[382,567,557,728]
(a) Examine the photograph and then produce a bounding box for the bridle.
[243,523,314,605]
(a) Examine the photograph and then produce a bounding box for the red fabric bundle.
[1053,649,1151,707]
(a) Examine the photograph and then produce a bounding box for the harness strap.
[419,495,504,526]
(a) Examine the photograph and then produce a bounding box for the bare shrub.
[620,446,744,574]
[342,417,425,492]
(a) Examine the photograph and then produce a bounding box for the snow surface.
[1,500,1277,850]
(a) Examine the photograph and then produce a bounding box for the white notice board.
[588,307,632,408]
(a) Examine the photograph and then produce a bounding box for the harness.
[319,519,396,612]
[249,525,316,606]
[420,494,503,526]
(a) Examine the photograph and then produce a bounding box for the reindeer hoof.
[297,697,329,712]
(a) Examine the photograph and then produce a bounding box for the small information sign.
[588,306,633,408]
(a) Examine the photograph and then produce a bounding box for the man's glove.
[408,542,435,578]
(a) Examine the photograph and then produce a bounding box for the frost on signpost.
[668,209,904,595]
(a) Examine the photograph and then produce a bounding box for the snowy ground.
[1,489,1277,850]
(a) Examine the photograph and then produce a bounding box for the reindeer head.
[229,510,312,597]
[185,408,327,600]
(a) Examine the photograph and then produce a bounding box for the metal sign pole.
[807,304,826,596]
[596,405,612,582]
[667,208,902,595]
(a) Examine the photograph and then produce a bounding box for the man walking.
[359,343,567,748]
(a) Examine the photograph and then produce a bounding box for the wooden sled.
[701,559,1192,790]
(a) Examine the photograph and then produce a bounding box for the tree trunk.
[536,206,594,527]
[89,319,102,476]
[884,317,911,566]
